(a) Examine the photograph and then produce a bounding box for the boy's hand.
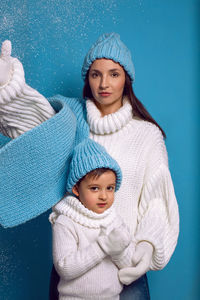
[119,241,153,285]
[97,222,131,257]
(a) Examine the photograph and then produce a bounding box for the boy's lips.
[97,203,107,207]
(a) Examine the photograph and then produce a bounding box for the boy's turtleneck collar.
[86,97,133,135]
[50,195,117,229]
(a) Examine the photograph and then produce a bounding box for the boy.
[49,139,134,300]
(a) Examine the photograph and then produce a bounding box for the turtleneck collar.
[86,97,133,135]
[49,195,117,229]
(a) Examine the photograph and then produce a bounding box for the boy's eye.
[90,186,99,191]
[107,186,115,191]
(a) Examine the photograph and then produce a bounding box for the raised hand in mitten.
[0,40,13,87]
[0,40,55,138]
[97,223,131,257]
[119,241,153,285]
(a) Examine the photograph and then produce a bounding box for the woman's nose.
[99,75,109,89]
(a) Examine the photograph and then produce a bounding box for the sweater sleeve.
[134,127,179,270]
[52,216,106,281]
[0,41,55,138]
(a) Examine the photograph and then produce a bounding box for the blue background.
[0,0,199,299]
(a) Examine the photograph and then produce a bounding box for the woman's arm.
[52,216,106,281]
[119,127,179,284]
[0,42,89,228]
[134,132,179,271]
[0,40,55,138]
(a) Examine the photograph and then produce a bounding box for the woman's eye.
[111,73,119,77]
[91,73,98,78]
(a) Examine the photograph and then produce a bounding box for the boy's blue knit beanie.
[66,139,122,193]
[81,32,135,82]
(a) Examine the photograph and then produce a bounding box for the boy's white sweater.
[86,98,179,270]
[50,196,131,300]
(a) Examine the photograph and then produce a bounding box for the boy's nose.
[99,190,107,200]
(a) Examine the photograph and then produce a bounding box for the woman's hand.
[0,40,55,138]
[0,40,12,87]
[119,241,153,285]
[97,222,131,257]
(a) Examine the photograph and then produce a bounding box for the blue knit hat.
[81,32,135,82]
[66,139,122,193]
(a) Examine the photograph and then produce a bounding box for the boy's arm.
[52,216,106,281]
[111,241,135,269]
[97,218,133,269]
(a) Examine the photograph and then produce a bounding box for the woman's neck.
[94,99,123,116]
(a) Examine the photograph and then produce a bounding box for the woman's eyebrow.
[90,69,101,73]
[109,68,121,72]
[90,68,121,72]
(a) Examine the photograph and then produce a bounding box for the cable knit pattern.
[50,196,123,300]
[0,42,55,138]
[86,98,179,271]
[0,57,25,100]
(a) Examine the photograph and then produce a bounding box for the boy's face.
[72,170,116,214]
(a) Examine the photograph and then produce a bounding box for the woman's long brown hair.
[83,71,166,139]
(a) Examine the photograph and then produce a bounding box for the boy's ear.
[72,185,79,197]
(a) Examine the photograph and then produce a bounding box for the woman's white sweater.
[86,98,179,270]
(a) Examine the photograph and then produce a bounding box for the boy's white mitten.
[97,223,131,257]
[119,241,153,285]
[0,40,55,138]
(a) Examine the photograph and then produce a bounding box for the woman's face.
[88,59,126,116]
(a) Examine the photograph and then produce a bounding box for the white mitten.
[0,40,55,138]
[0,40,12,87]
[97,223,131,257]
[119,241,153,285]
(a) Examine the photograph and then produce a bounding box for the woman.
[0,33,179,299]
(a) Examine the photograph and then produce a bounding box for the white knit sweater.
[86,98,179,270]
[49,196,131,300]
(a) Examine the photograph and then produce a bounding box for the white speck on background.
[1,0,121,63]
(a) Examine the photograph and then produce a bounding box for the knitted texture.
[0,40,55,138]
[0,40,12,87]
[50,195,123,299]
[49,94,89,146]
[86,98,179,271]
[0,97,89,228]
[50,195,117,228]
[81,33,135,82]
[66,138,122,193]
[0,92,179,275]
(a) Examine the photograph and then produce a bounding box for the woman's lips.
[99,92,111,97]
